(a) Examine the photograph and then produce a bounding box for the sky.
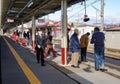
[46,0,120,24]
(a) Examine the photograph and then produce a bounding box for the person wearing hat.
[80,32,90,62]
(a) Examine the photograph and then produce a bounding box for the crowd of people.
[11,27,107,71]
[28,26,107,71]
[69,27,107,71]
[12,30,30,46]
[12,28,55,67]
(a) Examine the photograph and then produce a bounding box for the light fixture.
[27,1,33,8]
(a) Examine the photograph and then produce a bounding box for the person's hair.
[94,27,100,31]
[74,29,78,32]
[86,32,90,35]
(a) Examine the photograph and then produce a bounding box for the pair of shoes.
[74,66,80,68]
[95,69,99,71]
[41,64,45,66]
[84,60,88,62]
[71,65,75,67]
[71,65,80,68]
[41,63,46,66]
[100,69,107,72]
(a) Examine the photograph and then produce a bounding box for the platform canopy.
[1,0,85,31]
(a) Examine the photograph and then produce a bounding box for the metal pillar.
[101,0,104,31]
[32,16,35,51]
[0,0,2,31]
[61,0,68,65]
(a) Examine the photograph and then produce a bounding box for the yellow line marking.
[3,37,41,84]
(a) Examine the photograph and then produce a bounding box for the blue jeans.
[94,46,105,69]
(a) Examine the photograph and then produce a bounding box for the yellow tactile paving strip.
[3,37,41,84]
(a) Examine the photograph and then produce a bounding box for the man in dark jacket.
[91,27,107,71]
[35,29,46,66]
[69,29,80,68]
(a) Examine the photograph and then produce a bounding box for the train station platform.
[1,36,120,84]
[46,54,120,84]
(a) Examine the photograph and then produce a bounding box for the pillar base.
[61,48,68,65]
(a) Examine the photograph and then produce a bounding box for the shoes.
[74,66,80,68]
[41,63,46,66]
[71,65,80,68]
[100,69,107,72]
[41,64,45,66]
[95,68,107,72]
[95,69,99,71]
[81,60,88,62]
[71,65,75,67]
[84,60,88,62]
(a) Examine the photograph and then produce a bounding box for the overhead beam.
[13,3,26,8]
[14,0,29,3]
[23,0,60,20]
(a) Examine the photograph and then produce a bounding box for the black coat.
[35,34,47,49]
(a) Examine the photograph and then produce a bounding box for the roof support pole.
[0,0,1,30]
[0,0,2,35]
[101,0,104,31]
[61,0,68,65]
[32,16,36,51]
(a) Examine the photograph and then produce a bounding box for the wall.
[105,30,120,50]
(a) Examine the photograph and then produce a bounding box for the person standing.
[69,29,80,68]
[13,32,17,41]
[80,32,90,62]
[27,31,30,39]
[35,29,46,66]
[91,27,107,71]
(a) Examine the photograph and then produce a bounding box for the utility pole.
[101,0,104,31]
[90,4,100,23]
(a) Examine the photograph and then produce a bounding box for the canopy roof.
[1,0,85,30]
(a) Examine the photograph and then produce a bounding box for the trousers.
[94,46,105,69]
[81,47,87,62]
[71,52,79,66]
[36,47,45,66]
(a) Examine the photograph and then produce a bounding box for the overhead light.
[7,18,14,23]
[27,1,33,8]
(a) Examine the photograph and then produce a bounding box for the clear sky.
[47,0,120,24]
[104,0,120,24]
